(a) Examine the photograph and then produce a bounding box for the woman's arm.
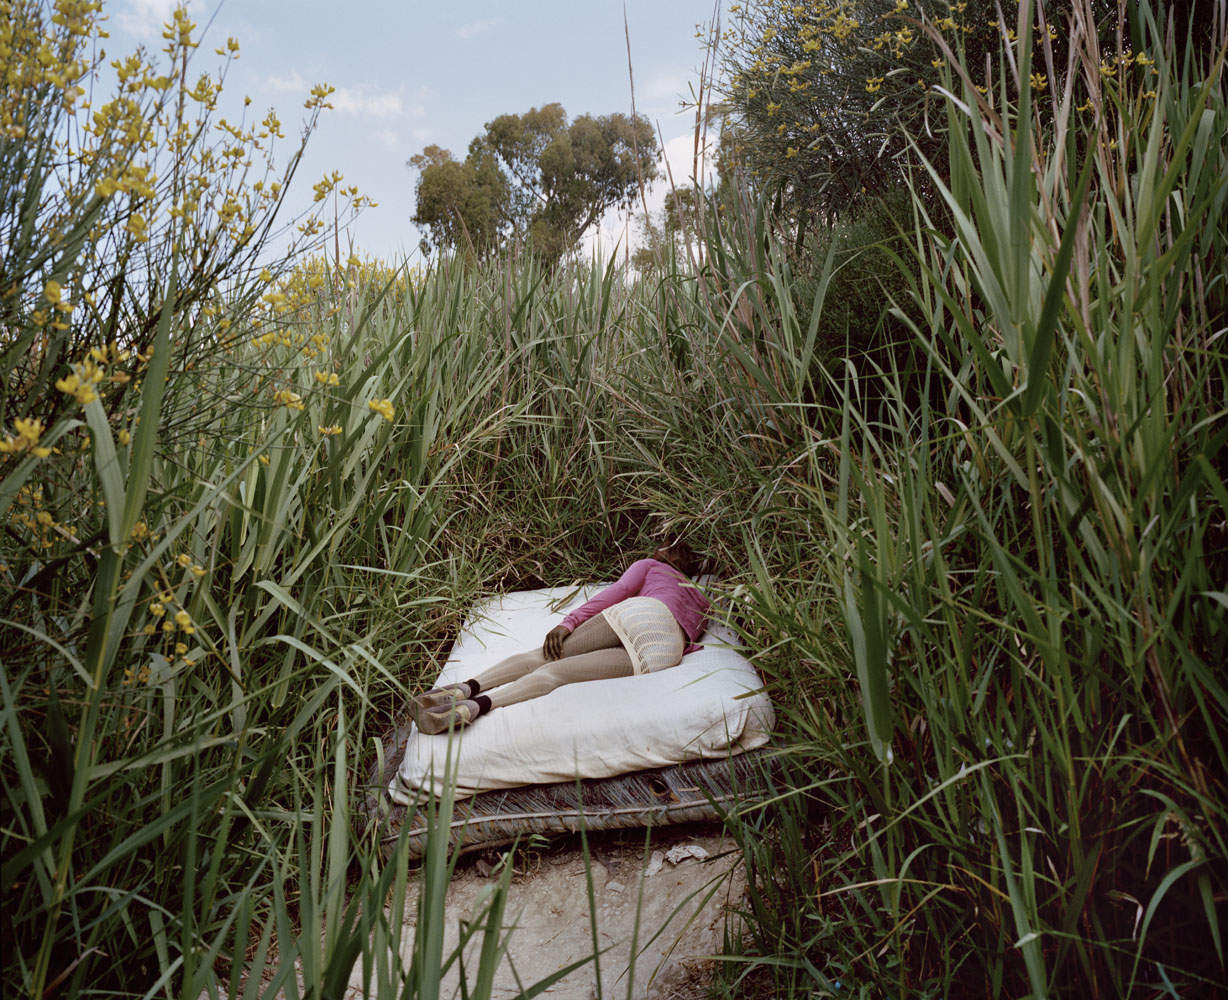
[559,559,652,633]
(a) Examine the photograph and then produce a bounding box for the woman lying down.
[411,542,710,734]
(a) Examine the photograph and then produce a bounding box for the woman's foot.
[415,698,480,735]
[412,682,471,717]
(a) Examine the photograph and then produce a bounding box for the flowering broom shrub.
[0,3,400,995]
[719,0,1121,224]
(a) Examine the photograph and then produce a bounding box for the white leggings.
[472,614,634,709]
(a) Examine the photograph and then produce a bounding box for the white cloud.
[376,128,399,149]
[267,69,309,94]
[331,86,403,118]
[658,130,718,191]
[118,0,203,37]
[456,18,504,39]
[641,72,692,108]
[581,130,718,262]
[266,72,413,120]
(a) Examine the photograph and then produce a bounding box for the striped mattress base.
[359,720,782,860]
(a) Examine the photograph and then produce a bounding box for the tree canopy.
[631,186,705,273]
[719,0,1120,228]
[410,104,660,263]
[407,144,509,258]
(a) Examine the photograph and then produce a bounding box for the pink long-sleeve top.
[561,558,711,654]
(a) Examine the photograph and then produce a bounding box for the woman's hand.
[542,625,571,661]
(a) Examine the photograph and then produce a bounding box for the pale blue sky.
[110,0,724,262]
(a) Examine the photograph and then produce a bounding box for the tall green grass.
[708,1,1228,996]
[1,251,667,996]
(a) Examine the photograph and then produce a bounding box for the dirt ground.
[345,821,745,1000]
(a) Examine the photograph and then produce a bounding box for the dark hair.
[654,539,702,577]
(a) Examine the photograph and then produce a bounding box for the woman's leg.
[415,614,631,733]
[486,646,634,709]
[469,613,623,691]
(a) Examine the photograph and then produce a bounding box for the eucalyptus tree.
[410,103,659,264]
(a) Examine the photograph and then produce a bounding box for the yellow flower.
[0,417,45,456]
[368,398,394,422]
[306,83,335,110]
[318,424,342,436]
[832,13,858,41]
[80,360,104,385]
[55,371,98,406]
[43,280,63,304]
[174,609,191,628]
[1030,72,1047,91]
[273,388,305,411]
[150,602,165,616]
[174,642,188,655]
[191,564,206,577]
[162,620,175,633]
[314,370,339,386]
[176,552,192,567]
[786,146,798,158]
[118,429,131,445]
[126,213,148,242]
[143,624,157,636]
[866,76,884,93]
[258,453,270,465]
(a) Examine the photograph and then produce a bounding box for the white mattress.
[389,586,775,802]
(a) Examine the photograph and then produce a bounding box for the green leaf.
[122,267,177,541]
[845,549,893,763]
[83,397,124,545]
[1019,154,1094,417]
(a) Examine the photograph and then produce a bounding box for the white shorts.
[600,597,685,675]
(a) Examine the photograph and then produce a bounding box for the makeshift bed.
[362,585,777,857]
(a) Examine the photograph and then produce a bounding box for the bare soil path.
[345,822,745,1000]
